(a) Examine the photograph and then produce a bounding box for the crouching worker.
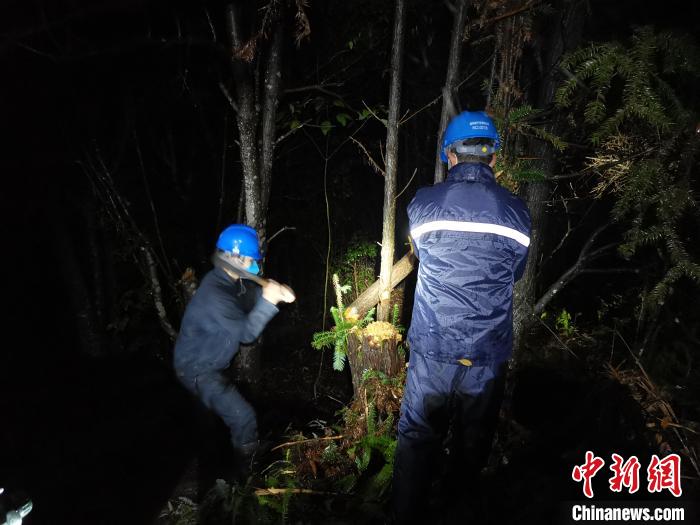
[392,111,531,522]
[174,224,295,480]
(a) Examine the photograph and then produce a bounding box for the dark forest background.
[1,0,699,524]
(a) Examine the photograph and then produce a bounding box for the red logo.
[609,454,641,494]
[572,452,682,498]
[572,451,606,498]
[647,454,682,497]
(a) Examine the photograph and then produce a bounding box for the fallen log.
[346,252,415,318]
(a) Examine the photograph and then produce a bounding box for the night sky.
[1,1,699,524]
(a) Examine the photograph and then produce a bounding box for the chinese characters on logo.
[572,451,682,498]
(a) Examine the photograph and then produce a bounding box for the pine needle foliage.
[556,26,700,307]
[556,27,699,144]
[491,104,567,191]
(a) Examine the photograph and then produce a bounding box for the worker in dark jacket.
[392,111,531,522]
[174,224,294,477]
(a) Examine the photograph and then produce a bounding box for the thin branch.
[579,224,609,260]
[532,224,615,317]
[537,317,579,359]
[254,488,336,497]
[284,82,344,97]
[474,0,543,29]
[270,435,344,452]
[583,241,619,262]
[275,120,311,146]
[218,82,239,113]
[350,136,385,176]
[268,226,296,244]
[217,115,228,233]
[395,168,418,201]
[204,8,217,42]
[142,247,178,341]
[134,130,171,277]
[361,100,385,127]
[580,268,640,275]
[400,54,493,126]
[537,200,597,274]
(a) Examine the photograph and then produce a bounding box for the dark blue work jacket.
[173,268,279,377]
[407,162,531,366]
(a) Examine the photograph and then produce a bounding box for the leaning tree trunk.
[347,253,415,319]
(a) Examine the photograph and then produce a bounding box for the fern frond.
[366,402,377,435]
[333,345,346,371]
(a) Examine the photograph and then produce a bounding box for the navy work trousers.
[178,371,258,449]
[392,351,506,523]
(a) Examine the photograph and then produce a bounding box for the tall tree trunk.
[512,0,587,355]
[434,0,470,184]
[226,3,262,232]
[260,19,283,221]
[225,2,284,384]
[377,0,406,323]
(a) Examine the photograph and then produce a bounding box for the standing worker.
[392,111,531,521]
[174,224,295,480]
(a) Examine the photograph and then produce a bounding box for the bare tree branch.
[204,8,217,42]
[268,226,296,244]
[395,168,418,201]
[284,82,344,98]
[143,247,178,341]
[219,82,239,113]
[533,225,619,317]
[275,120,311,146]
[350,136,385,176]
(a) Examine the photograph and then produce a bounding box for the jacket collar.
[446,162,495,183]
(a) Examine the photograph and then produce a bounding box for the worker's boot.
[231,441,259,484]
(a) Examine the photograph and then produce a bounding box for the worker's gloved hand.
[262,279,296,305]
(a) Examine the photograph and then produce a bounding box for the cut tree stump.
[346,321,403,400]
[342,252,415,400]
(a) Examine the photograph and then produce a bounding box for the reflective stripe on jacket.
[407,162,531,366]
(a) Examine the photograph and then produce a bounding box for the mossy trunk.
[346,322,403,400]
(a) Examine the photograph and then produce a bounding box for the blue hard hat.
[440,110,500,162]
[216,224,262,259]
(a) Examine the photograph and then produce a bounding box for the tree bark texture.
[225,2,285,383]
[226,3,262,232]
[346,326,403,401]
[260,20,283,216]
[434,0,470,184]
[378,0,406,322]
[512,0,587,354]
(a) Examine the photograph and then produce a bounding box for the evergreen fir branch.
[584,97,607,125]
[558,26,700,314]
